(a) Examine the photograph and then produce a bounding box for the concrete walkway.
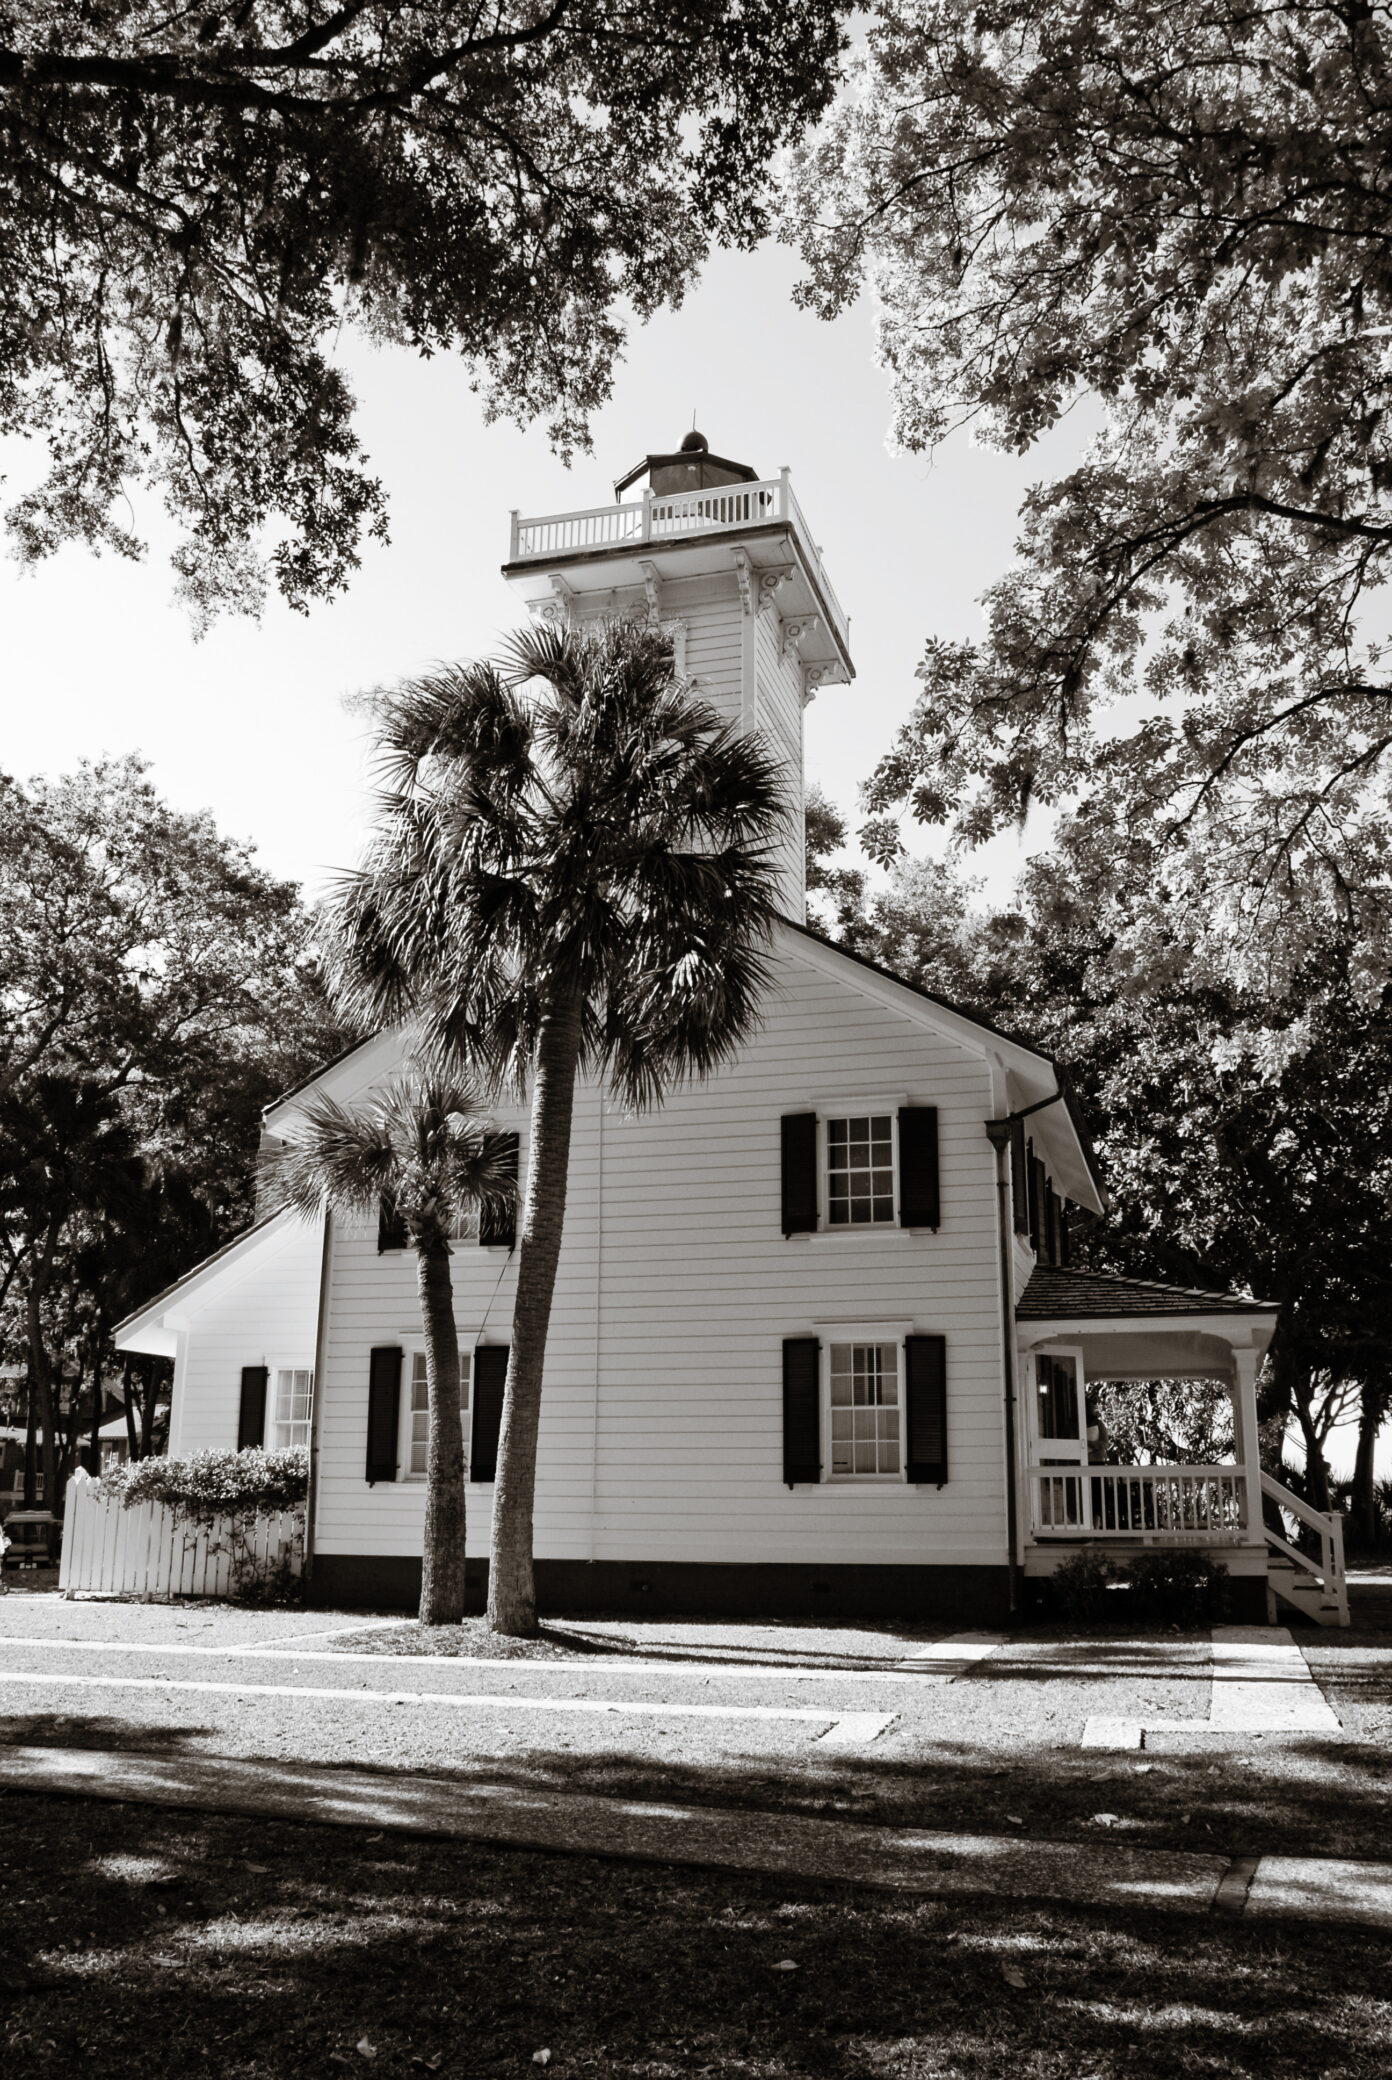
[4,1742,1390,1929]
[1082,1625,1343,1749]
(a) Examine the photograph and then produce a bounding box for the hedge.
[99,1447,308,1526]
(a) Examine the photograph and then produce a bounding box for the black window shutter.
[1028,1149,1047,1253]
[237,1366,268,1451]
[479,1132,519,1249]
[365,1346,402,1484]
[1059,1198,1072,1267]
[1010,1119,1030,1233]
[898,1106,940,1228]
[782,1338,821,1486]
[1045,1186,1062,1265]
[780,1113,818,1235]
[471,1345,509,1482]
[377,1196,408,1253]
[905,1335,948,1485]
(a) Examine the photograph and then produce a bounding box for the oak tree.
[788,0,1392,968]
[2,1,846,623]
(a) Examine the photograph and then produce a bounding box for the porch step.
[1266,1558,1345,1628]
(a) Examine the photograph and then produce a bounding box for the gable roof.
[112,1205,307,1355]
[1018,1265,1276,1320]
[255,915,1108,1213]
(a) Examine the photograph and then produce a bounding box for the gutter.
[984,1119,1022,1616]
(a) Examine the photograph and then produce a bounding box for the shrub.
[1122,1550,1229,1626]
[1049,1549,1113,1623]
[99,1447,308,1526]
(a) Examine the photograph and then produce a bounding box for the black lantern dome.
[614,431,759,499]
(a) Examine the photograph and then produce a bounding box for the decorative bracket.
[757,564,795,614]
[531,572,574,626]
[637,559,662,628]
[780,614,818,664]
[731,546,754,617]
[802,661,838,707]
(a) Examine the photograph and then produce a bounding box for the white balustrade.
[509,472,850,642]
[1029,1463,1248,1541]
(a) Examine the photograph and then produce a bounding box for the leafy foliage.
[1047,1549,1113,1625]
[101,1445,308,1523]
[271,1075,515,1249]
[787,0,1392,969]
[1122,1551,1229,1628]
[1,0,847,623]
[0,757,353,1505]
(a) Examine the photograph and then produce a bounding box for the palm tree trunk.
[488,990,585,1637]
[417,1236,467,1625]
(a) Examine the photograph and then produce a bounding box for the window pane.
[826,1114,895,1226]
[828,1344,900,1476]
[270,1368,313,1450]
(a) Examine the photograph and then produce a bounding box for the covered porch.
[1015,1267,1348,1626]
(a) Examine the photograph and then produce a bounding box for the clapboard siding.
[312,935,1009,1567]
[170,1214,323,1456]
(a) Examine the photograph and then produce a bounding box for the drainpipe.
[303,1207,334,1592]
[984,1120,1021,1617]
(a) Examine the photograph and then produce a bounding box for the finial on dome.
[680,429,709,453]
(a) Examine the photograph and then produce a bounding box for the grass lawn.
[1,1790,1389,2079]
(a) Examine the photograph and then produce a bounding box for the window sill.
[786,1226,937,1244]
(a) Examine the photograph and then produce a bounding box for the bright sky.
[0,240,1076,906]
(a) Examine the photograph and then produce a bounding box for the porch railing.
[1029,1463,1248,1541]
[508,471,850,645]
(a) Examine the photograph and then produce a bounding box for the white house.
[114,435,1347,1627]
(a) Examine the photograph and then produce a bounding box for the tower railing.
[508,470,849,643]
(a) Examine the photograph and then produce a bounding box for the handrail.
[1260,1467,1335,1535]
[1258,1468,1348,1625]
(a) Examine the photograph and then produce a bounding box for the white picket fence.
[58,1471,304,1601]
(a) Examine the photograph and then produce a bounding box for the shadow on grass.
[2,1785,1388,2079]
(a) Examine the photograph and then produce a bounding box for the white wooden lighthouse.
[502,431,855,915]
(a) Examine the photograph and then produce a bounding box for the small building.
[113,437,1346,1626]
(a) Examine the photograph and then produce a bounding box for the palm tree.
[273,1074,516,1625]
[334,617,789,1635]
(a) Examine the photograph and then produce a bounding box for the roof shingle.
[1017,1264,1275,1320]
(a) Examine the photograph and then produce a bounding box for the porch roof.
[1018,1265,1275,1320]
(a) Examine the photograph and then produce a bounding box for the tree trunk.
[417,1235,467,1625]
[23,1373,37,1509]
[122,1357,139,1462]
[488,990,585,1638]
[26,1221,60,1513]
[1290,1359,1332,1513]
[1351,1379,1390,1550]
[139,1359,157,1458]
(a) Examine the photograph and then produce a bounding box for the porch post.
[1231,1345,1262,1532]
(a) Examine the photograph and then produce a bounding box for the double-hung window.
[403,1349,472,1478]
[828,1341,902,1477]
[269,1369,312,1450]
[826,1115,897,1226]
[781,1105,938,1235]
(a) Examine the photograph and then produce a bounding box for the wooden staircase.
[1260,1470,1349,1627]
